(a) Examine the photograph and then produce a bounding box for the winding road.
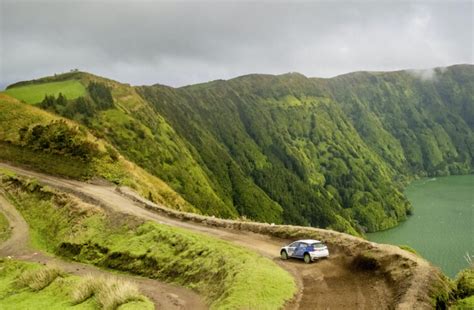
[0,192,206,310]
[0,162,394,309]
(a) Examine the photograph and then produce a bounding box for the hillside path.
[0,162,394,309]
[0,192,207,310]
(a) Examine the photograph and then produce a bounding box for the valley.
[2,65,472,235]
[0,65,472,309]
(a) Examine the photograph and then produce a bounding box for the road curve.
[0,192,206,310]
[0,162,394,309]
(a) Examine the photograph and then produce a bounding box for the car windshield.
[311,242,326,248]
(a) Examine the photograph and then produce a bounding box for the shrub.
[18,120,100,161]
[87,82,114,110]
[454,267,474,299]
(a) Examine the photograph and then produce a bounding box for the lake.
[368,174,474,278]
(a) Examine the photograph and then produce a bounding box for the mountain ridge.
[1,64,472,234]
[6,63,472,90]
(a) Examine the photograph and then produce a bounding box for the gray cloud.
[1,0,472,88]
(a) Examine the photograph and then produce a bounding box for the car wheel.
[304,253,311,264]
[281,250,288,260]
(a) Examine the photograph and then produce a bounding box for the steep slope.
[0,93,196,213]
[139,79,403,233]
[326,65,474,176]
[2,64,472,233]
[3,72,281,222]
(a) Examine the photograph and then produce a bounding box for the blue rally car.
[280,239,329,263]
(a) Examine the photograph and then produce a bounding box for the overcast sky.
[0,0,472,88]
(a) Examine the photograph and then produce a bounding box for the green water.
[368,175,474,278]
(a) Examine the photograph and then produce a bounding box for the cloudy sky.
[0,0,472,88]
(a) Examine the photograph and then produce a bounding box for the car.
[280,239,329,263]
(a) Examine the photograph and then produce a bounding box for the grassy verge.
[0,211,10,242]
[0,172,296,309]
[0,259,152,309]
[2,80,86,104]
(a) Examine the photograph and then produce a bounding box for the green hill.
[0,93,197,214]
[3,80,85,104]
[2,65,472,234]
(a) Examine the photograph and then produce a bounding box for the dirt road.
[0,193,206,310]
[0,162,394,309]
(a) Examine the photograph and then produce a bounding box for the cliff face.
[137,65,473,232]
[3,65,473,234]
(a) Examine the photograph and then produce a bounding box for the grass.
[3,80,86,104]
[16,265,65,291]
[398,245,420,256]
[0,259,92,309]
[0,93,197,212]
[0,211,10,242]
[1,173,297,309]
[452,295,474,309]
[0,259,153,310]
[72,275,147,310]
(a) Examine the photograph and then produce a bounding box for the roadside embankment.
[0,172,295,309]
[119,186,453,309]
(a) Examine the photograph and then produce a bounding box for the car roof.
[295,239,322,244]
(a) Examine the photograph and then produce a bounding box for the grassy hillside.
[3,80,86,104]
[0,93,197,213]
[138,65,472,232]
[326,65,474,176]
[0,172,296,309]
[2,65,472,234]
[0,259,153,309]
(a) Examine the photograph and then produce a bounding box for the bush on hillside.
[39,82,113,120]
[18,120,100,161]
[87,82,114,110]
[454,267,474,299]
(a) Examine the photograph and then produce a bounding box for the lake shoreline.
[368,174,474,278]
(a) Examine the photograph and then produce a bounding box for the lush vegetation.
[451,267,474,308]
[2,80,85,104]
[0,259,153,309]
[327,66,473,177]
[137,65,473,232]
[0,173,296,309]
[2,65,473,233]
[0,93,197,213]
[0,212,10,242]
[18,120,101,161]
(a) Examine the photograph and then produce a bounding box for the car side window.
[289,242,299,248]
[298,243,307,249]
